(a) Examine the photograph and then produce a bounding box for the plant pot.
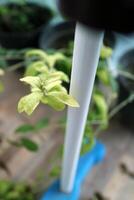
[39,21,115,50]
[39,21,75,50]
[118,50,134,129]
[0,2,53,49]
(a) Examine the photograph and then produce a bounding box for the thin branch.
[5,61,25,72]
[117,69,134,81]
[109,93,134,119]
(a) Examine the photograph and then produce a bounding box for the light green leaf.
[45,80,62,91]
[20,76,40,88]
[48,53,65,67]
[48,92,79,108]
[100,45,112,59]
[45,71,69,83]
[25,61,46,76]
[93,93,108,121]
[18,92,42,115]
[97,68,110,85]
[26,49,48,61]
[49,85,67,93]
[44,95,65,111]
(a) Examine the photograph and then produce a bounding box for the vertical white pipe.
[61,23,104,193]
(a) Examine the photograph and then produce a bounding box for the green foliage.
[15,124,35,134]
[18,50,79,115]
[16,118,49,134]
[10,117,49,151]
[100,45,112,59]
[20,138,39,152]
[0,3,53,32]
[0,180,35,200]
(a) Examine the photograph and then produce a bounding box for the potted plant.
[0,180,36,200]
[1,43,129,200]
[0,0,54,49]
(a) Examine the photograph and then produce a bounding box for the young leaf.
[44,95,65,111]
[15,124,35,134]
[48,92,79,108]
[100,45,112,59]
[18,92,42,115]
[97,67,110,85]
[25,61,46,76]
[93,92,108,125]
[20,138,39,152]
[49,85,67,93]
[45,71,69,84]
[20,76,40,88]
[26,49,48,61]
[45,80,62,91]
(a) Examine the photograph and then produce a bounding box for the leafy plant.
[18,50,79,115]
[0,2,53,32]
[9,117,49,152]
[1,41,134,189]
[0,180,35,200]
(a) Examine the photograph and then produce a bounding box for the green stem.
[117,69,134,81]
[5,61,25,72]
[109,93,134,119]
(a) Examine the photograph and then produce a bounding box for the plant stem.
[0,56,24,60]
[5,61,25,72]
[109,93,134,119]
[117,69,134,81]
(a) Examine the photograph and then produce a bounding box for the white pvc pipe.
[61,23,104,193]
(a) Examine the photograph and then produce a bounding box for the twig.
[117,69,134,81]
[5,61,25,72]
[109,93,134,119]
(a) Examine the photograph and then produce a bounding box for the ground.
[0,72,134,200]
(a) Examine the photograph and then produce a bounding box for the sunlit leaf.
[48,92,79,107]
[25,61,46,76]
[97,68,110,85]
[20,76,40,88]
[93,92,108,124]
[44,95,65,111]
[45,80,62,91]
[45,71,69,83]
[18,92,42,115]
[100,45,112,59]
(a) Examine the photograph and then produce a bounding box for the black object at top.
[59,0,134,33]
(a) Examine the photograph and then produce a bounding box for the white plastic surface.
[61,23,104,193]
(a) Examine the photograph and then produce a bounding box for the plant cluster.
[0,41,134,193]
[0,180,35,200]
[0,1,53,32]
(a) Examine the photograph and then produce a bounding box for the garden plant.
[0,42,134,199]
